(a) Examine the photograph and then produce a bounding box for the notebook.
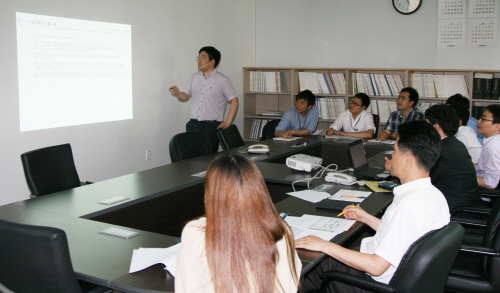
[347,139,389,180]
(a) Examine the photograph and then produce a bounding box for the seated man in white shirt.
[296,120,450,293]
[476,104,500,189]
[326,93,376,139]
[449,104,482,165]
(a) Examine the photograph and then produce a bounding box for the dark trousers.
[186,119,220,153]
[303,256,373,293]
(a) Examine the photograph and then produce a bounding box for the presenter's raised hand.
[169,86,180,97]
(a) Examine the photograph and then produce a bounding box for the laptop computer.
[347,139,389,180]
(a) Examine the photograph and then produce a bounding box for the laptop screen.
[348,140,368,169]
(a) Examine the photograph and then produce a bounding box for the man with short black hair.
[170,46,239,153]
[446,93,483,144]
[296,120,450,293]
[476,104,500,189]
[326,92,376,139]
[425,104,480,211]
[275,89,319,138]
[379,87,424,141]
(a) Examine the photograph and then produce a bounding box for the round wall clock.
[393,0,422,15]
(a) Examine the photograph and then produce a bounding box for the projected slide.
[16,13,132,131]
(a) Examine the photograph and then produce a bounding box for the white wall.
[256,0,500,69]
[0,0,255,205]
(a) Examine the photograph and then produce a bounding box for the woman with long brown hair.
[175,154,301,293]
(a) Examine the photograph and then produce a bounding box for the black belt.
[190,119,220,124]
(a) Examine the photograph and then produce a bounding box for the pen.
[281,213,290,219]
[341,195,366,198]
[337,205,357,217]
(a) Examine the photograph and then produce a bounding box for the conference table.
[0,135,394,293]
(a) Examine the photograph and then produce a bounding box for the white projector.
[286,154,323,172]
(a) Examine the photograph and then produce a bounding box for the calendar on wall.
[439,0,466,19]
[469,0,498,18]
[438,0,498,48]
[438,19,466,47]
[469,18,497,47]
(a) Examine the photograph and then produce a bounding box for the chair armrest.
[451,206,492,216]
[450,216,487,227]
[461,244,500,257]
[478,187,500,197]
[320,271,398,293]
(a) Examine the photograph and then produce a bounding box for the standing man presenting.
[170,46,239,153]
[379,87,424,141]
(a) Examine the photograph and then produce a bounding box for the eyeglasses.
[196,56,208,61]
[396,96,409,101]
[349,100,362,107]
[479,117,494,122]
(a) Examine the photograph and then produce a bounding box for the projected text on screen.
[16,13,132,131]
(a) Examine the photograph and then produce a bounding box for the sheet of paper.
[328,189,371,203]
[285,214,356,241]
[287,190,331,203]
[273,136,302,141]
[285,215,322,230]
[291,226,338,241]
[129,243,181,276]
[367,139,396,145]
[309,217,357,233]
[191,171,207,177]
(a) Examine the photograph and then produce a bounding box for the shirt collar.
[198,68,218,77]
[484,133,500,144]
[393,177,431,197]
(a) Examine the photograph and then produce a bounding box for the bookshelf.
[242,67,500,142]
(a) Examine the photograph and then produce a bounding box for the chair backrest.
[21,143,81,197]
[261,119,281,141]
[389,223,464,293]
[169,132,212,163]
[481,198,500,287]
[0,219,82,293]
[217,124,246,151]
[372,114,380,139]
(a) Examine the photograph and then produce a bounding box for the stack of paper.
[129,243,181,276]
[285,214,356,241]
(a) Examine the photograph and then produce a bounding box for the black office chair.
[446,198,500,293]
[217,124,246,151]
[0,219,83,293]
[318,223,464,293]
[169,132,212,163]
[21,143,89,197]
[261,119,281,141]
[372,114,380,139]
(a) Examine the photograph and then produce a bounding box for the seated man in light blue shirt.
[446,94,484,144]
[275,89,319,138]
